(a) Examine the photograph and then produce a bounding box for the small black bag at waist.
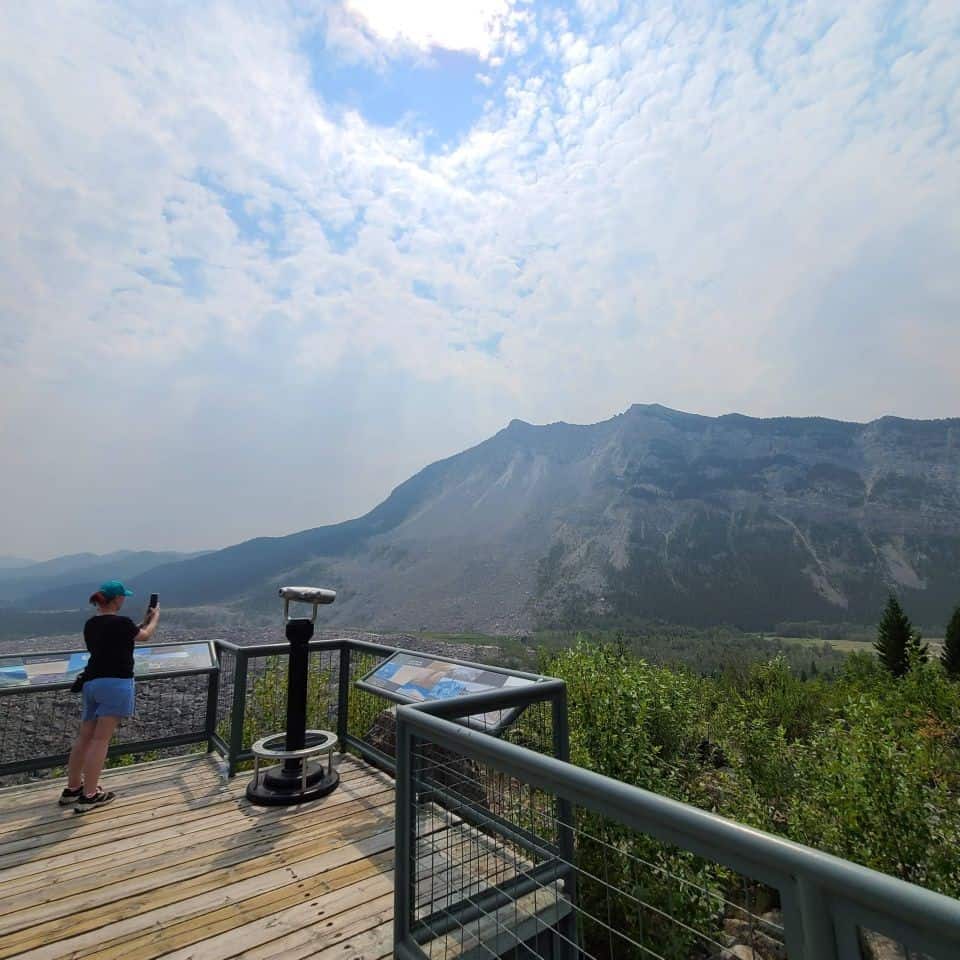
[70,670,87,693]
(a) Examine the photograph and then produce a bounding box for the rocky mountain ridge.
[17,405,960,631]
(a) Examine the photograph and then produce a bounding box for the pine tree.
[874,594,913,677]
[906,628,929,667]
[942,605,960,678]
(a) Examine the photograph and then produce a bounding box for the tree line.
[874,594,960,678]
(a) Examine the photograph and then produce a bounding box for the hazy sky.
[1,0,958,560]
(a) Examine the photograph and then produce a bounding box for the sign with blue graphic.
[0,642,217,690]
[357,652,537,733]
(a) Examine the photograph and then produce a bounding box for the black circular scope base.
[245,760,340,806]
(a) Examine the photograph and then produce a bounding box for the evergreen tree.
[942,605,960,679]
[874,594,913,677]
[906,628,929,667]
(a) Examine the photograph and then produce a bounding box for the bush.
[542,639,960,957]
[942,605,960,678]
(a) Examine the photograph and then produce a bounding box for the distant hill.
[0,556,34,571]
[0,550,209,606]
[16,405,960,632]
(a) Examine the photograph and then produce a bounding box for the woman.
[60,579,160,813]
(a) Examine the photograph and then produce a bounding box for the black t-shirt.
[83,615,139,679]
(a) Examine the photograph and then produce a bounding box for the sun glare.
[345,0,511,59]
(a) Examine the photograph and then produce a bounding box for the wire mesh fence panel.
[119,674,209,743]
[570,810,787,960]
[0,689,77,773]
[0,673,215,784]
[217,647,342,768]
[409,732,569,960]
[241,654,291,752]
[213,644,237,740]
[307,647,339,731]
[345,648,396,762]
[405,730,792,960]
[500,698,556,759]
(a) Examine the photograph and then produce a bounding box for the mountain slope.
[0,550,208,606]
[20,405,960,630]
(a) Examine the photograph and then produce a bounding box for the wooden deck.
[0,753,396,960]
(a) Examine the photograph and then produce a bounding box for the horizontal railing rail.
[0,642,219,779]
[395,690,960,960]
[211,637,399,775]
[0,635,414,780]
[209,638,563,780]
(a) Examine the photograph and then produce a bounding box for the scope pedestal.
[245,617,340,806]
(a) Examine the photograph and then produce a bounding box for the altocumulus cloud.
[0,0,957,557]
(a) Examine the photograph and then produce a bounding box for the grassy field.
[772,633,945,655]
[764,634,875,653]
[410,626,869,675]
[416,629,527,651]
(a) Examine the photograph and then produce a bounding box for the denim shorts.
[82,677,136,721]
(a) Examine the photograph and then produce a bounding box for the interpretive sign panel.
[0,652,89,689]
[0,642,217,690]
[357,651,537,734]
[132,643,216,676]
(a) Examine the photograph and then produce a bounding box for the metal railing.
[210,638,560,777]
[394,685,960,960]
[0,643,219,779]
[0,635,555,780]
[6,634,960,959]
[210,637,401,775]
[2,635,546,782]
[210,638,344,776]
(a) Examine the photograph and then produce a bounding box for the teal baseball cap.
[99,580,134,599]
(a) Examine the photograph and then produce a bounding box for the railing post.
[204,665,220,753]
[394,710,415,953]
[228,651,249,778]
[551,682,570,765]
[552,684,578,959]
[792,876,841,960]
[337,642,351,754]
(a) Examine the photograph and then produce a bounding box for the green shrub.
[541,639,960,957]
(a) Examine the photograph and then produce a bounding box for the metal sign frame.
[356,650,542,736]
[0,640,218,695]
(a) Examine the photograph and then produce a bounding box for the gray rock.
[722,946,760,960]
[721,919,786,960]
[859,930,908,960]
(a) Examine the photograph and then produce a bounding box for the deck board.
[0,753,566,959]
[0,754,397,960]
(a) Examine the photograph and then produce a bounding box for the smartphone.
[149,593,159,608]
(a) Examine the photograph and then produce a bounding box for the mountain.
[0,556,34,571]
[0,550,209,606]
[17,405,960,631]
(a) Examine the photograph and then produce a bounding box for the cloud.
[0,0,958,556]
[342,0,513,60]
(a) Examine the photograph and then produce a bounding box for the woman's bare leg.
[66,719,97,790]
[81,716,120,796]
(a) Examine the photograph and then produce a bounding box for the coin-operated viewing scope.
[245,585,340,806]
[279,585,336,622]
